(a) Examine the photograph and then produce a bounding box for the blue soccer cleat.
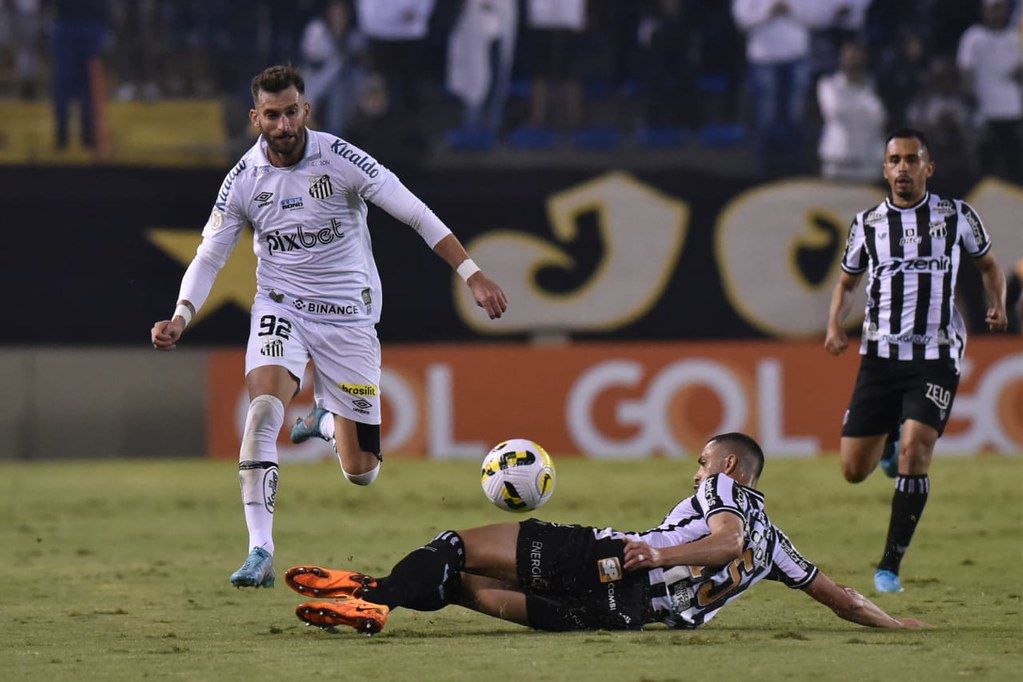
[290,405,329,444]
[230,547,275,588]
[874,569,904,593]
[879,426,901,479]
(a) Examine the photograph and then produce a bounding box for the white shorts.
[245,298,381,424]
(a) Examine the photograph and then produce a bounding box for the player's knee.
[842,462,869,483]
[342,458,380,486]
[339,421,382,485]
[241,395,285,457]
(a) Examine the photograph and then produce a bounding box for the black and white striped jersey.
[841,192,992,369]
[594,473,818,629]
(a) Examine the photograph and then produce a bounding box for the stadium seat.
[445,126,498,152]
[635,127,691,149]
[699,123,747,148]
[508,125,558,150]
[570,126,621,151]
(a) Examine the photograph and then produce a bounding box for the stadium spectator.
[150,65,507,590]
[636,0,699,130]
[732,0,829,176]
[817,41,885,181]
[524,0,587,132]
[691,1,746,132]
[4,0,43,99]
[284,433,928,634]
[300,0,366,137]
[51,0,109,151]
[906,57,978,178]
[356,0,436,150]
[826,128,1008,594]
[108,0,161,101]
[956,0,1023,182]
[874,29,928,129]
[808,0,872,79]
[446,0,518,134]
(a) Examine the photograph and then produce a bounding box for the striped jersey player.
[151,65,508,590]
[280,433,928,635]
[602,467,817,628]
[826,128,1007,594]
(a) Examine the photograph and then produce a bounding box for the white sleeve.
[368,172,453,249]
[177,233,241,313]
[177,160,250,312]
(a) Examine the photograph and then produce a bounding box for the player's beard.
[265,127,305,158]
[894,176,914,200]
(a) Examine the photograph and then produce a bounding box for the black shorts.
[516,519,649,630]
[841,355,960,437]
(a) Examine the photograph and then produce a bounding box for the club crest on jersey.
[928,219,947,239]
[925,382,951,411]
[309,174,334,199]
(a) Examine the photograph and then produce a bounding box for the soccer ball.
[480,439,555,512]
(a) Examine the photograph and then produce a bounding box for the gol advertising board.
[207,339,1022,460]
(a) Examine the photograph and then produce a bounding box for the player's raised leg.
[875,419,938,593]
[230,365,298,588]
[333,415,381,485]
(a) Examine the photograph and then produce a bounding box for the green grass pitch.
[2,456,1020,681]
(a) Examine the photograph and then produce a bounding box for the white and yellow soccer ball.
[480,439,556,512]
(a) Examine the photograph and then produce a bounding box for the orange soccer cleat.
[295,596,389,635]
[285,565,378,598]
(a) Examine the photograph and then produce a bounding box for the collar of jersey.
[885,191,930,213]
[256,129,322,168]
[736,482,765,503]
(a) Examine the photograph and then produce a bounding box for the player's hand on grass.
[985,307,1007,332]
[151,317,185,351]
[824,325,848,356]
[468,272,508,320]
[895,618,932,629]
[623,539,661,570]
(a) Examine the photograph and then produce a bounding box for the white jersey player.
[151,65,508,589]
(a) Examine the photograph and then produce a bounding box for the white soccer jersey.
[595,473,818,629]
[841,192,992,369]
[179,130,452,326]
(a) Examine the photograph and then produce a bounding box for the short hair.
[251,65,305,103]
[708,432,765,480]
[885,128,931,159]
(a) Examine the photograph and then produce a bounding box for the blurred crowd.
[0,0,1020,181]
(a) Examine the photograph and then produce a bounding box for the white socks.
[342,461,381,486]
[238,395,284,555]
[318,410,335,441]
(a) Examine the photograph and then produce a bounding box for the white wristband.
[173,303,193,327]
[457,258,481,282]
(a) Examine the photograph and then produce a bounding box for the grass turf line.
[1,456,1020,681]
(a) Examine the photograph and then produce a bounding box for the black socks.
[878,474,930,574]
[363,531,466,611]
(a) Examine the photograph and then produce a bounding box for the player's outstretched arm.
[825,271,861,356]
[433,234,508,320]
[803,572,930,628]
